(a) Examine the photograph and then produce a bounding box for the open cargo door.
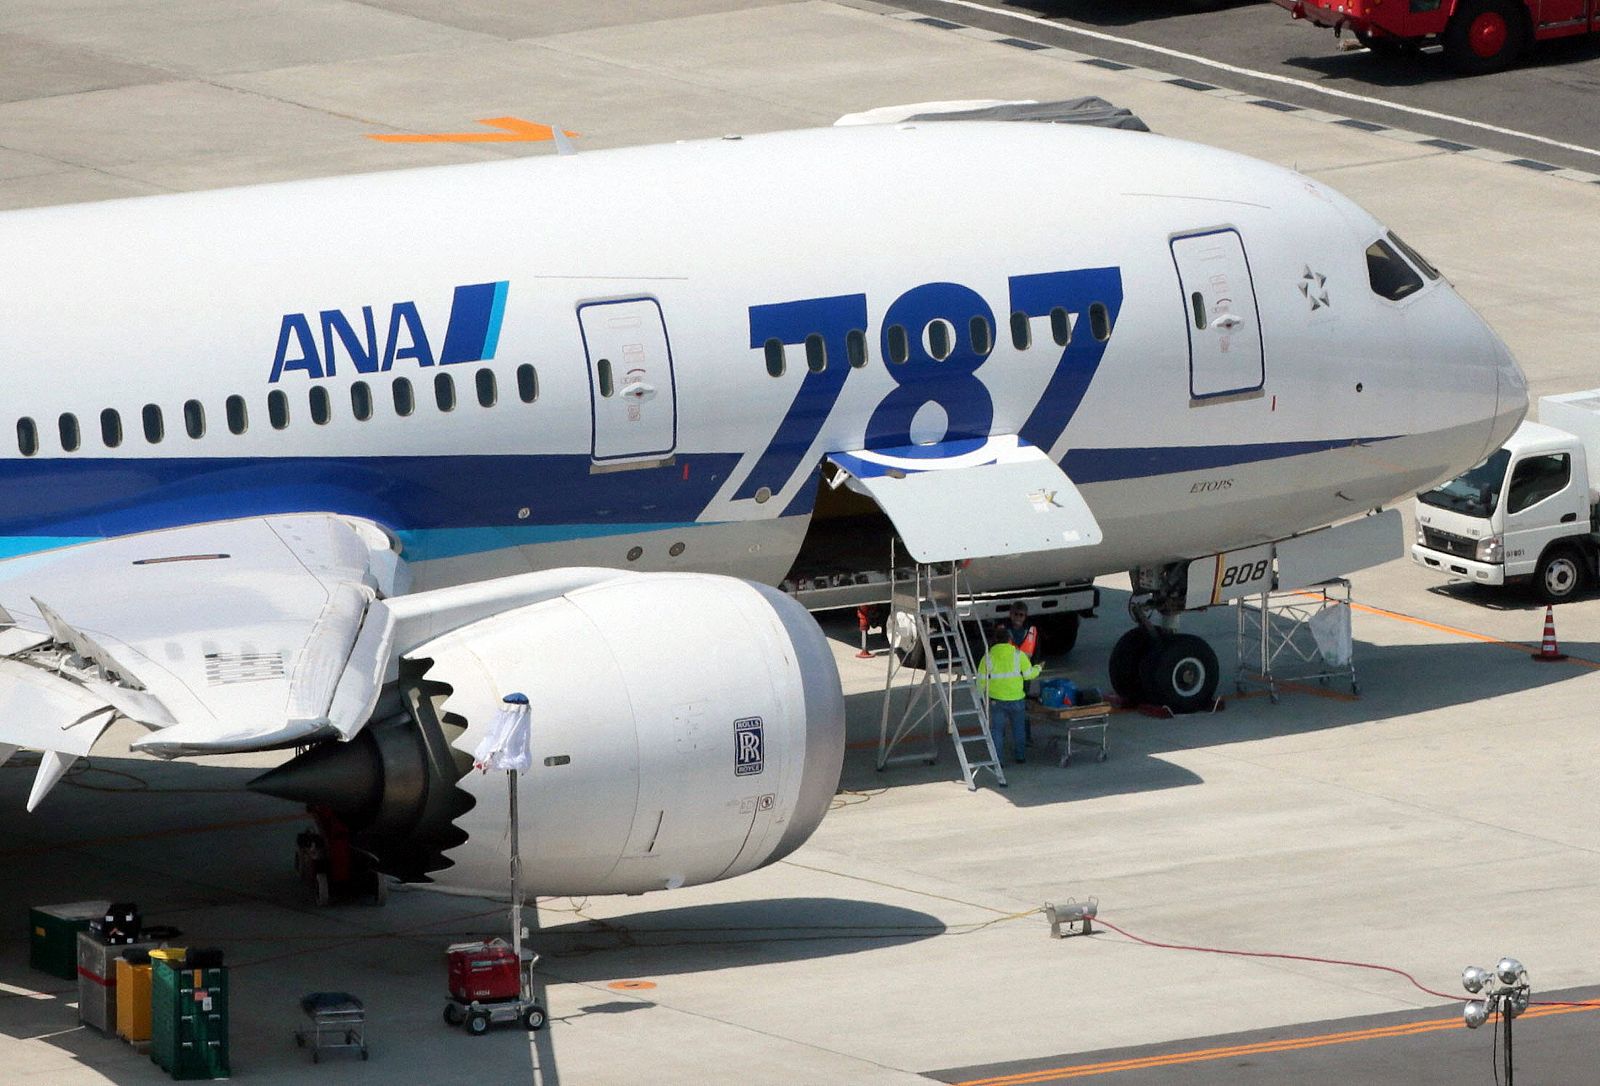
[825,436,1102,564]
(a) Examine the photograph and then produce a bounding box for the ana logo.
[269,280,509,382]
[734,717,764,777]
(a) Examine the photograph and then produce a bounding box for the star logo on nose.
[1300,266,1330,311]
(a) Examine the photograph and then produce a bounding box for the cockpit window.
[1418,448,1510,516]
[1387,231,1439,281]
[1366,238,1425,301]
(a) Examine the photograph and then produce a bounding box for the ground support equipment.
[295,992,368,1062]
[1029,701,1112,766]
[877,552,1005,790]
[1235,579,1358,703]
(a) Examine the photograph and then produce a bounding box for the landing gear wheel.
[1533,546,1585,603]
[467,1011,490,1036]
[1036,612,1080,658]
[523,1005,546,1031]
[1137,633,1220,715]
[1443,0,1526,73]
[443,1002,465,1026]
[1108,627,1159,704]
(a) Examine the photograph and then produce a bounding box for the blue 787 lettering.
[731,268,1124,503]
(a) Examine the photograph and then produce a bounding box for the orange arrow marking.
[368,116,579,144]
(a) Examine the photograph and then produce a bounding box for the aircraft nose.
[1488,329,1528,454]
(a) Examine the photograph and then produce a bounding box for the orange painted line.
[368,116,579,144]
[1339,596,1600,670]
[953,1003,1600,1085]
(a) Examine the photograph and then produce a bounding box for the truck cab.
[1414,392,1600,602]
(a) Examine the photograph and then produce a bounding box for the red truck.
[1273,0,1599,73]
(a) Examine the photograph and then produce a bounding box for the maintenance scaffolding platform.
[1235,579,1358,703]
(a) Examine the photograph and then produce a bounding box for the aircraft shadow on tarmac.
[830,614,1598,808]
[526,897,945,983]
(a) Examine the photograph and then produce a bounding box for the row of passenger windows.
[16,364,539,456]
[760,307,1113,377]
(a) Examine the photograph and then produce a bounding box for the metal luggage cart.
[295,991,368,1062]
[1030,702,1111,766]
[1235,579,1358,703]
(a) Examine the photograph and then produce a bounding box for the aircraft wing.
[826,436,1103,564]
[0,514,405,809]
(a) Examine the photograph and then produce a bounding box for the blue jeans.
[989,698,1028,762]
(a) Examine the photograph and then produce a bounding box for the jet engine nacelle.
[421,572,845,896]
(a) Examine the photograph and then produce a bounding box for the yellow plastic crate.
[114,957,152,1043]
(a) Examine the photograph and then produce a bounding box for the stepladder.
[878,561,1007,790]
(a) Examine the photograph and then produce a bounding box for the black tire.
[523,1005,546,1031]
[467,1012,490,1036]
[444,1002,465,1025]
[1036,613,1080,658]
[1138,633,1220,715]
[1443,0,1526,74]
[1533,546,1586,603]
[1108,627,1158,704]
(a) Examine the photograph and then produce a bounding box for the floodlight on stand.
[1462,965,1490,994]
[1463,1001,1490,1029]
[1496,957,1527,986]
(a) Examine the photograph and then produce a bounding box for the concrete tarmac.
[0,2,1597,1083]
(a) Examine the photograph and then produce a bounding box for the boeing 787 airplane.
[0,119,1524,898]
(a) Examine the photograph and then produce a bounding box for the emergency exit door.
[578,297,677,462]
[1171,228,1265,402]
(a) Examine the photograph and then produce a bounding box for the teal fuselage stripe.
[483,281,509,360]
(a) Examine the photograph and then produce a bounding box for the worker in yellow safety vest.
[978,622,1042,764]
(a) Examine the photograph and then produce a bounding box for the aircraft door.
[578,297,678,462]
[1535,0,1588,28]
[1171,228,1265,402]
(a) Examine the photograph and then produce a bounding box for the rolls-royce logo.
[734,717,764,776]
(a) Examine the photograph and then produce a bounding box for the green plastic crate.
[29,901,108,980]
[151,957,229,1080]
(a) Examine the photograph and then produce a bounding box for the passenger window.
[1366,238,1424,301]
[225,395,247,435]
[1010,311,1031,351]
[846,329,868,368]
[1507,454,1571,515]
[142,404,164,444]
[969,316,993,357]
[516,364,538,403]
[392,377,415,417]
[16,417,37,457]
[1089,302,1112,342]
[763,339,784,378]
[268,390,289,430]
[309,386,331,425]
[1049,307,1072,347]
[476,368,497,407]
[351,381,373,421]
[926,319,954,361]
[887,324,909,365]
[183,399,205,439]
[100,408,122,448]
[804,333,827,374]
[1387,231,1440,281]
[434,372,456,411]
[59,413,80,453]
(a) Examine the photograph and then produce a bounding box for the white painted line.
[0,982,56,1001]
[924,0,1600,161]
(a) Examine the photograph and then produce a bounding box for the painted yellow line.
[1340,596,1600,670]
[368,116,578,144]
[952,1003,1600,1085]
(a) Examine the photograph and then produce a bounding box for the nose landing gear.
[1108,595,1220,715]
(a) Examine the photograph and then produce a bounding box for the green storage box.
[29,901,109,980]
[151,957,229,1080]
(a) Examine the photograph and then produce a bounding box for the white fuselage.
[0,123,1526,591]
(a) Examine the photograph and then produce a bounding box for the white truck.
[1413,389,1600,603]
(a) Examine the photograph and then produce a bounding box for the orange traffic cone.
[1531,604,1568,662]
